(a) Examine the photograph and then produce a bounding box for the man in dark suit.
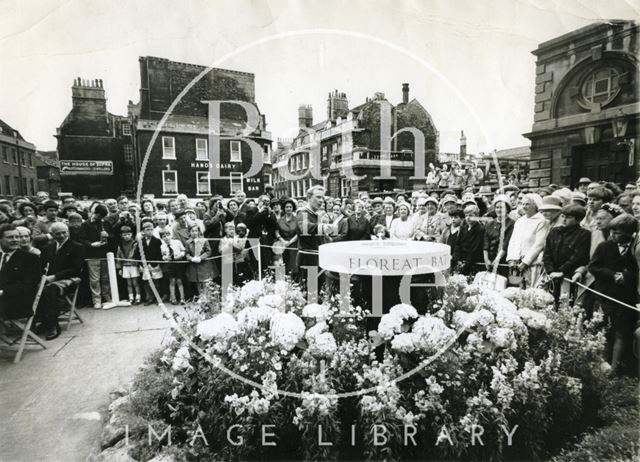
[0,224,42,324]
[36,222,85,340]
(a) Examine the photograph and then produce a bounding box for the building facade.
[0,119,38,198]
[35,151,61,198]
[524,20,639,188]
[56,78,128,198]
[133,57,273,199]
[273,84,438,199]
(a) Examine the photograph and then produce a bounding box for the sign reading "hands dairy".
[60,160,113,175]
[319,241,451,276]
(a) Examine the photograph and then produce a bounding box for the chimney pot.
[402,83,409,104]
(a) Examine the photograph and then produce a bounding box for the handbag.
[473,271,507,291]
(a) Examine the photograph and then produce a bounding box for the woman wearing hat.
[506,193,549,288]
[275,197,299,276]
[413,197,445,242]
[389,202,415,240]
[483,195,514,276]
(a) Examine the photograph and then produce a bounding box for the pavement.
[0,303,175,462]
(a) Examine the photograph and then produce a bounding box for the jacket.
[506,212,549,266]
[0,249,42,320]
[543,224,591,277]
[40,240,84,281]
[589,240,638,307]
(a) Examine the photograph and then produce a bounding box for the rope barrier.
[563,277,640,314]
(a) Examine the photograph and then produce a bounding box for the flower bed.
[102,276,628,461]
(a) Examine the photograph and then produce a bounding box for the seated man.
[36,222,84,340]
[0,224,42,326]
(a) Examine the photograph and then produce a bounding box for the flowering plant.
[118,276,614,461]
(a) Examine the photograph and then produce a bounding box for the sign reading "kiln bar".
[60,160,113,175]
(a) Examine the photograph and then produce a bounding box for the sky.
[0,0,638,153]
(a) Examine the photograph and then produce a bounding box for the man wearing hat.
[37,200,64,249]
[576,177,591,194]
[571,191,587,206]
[539,196,564,228]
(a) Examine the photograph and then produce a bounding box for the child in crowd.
[138,219,164,305]
[67,212,84,243]
[219,222,237,287]
[160,229,186,305]
[233,223,256,284]
[589,213,639,375]
[441,209,464,269]
[116,225,142,304]
[185,223,216,294]
[372,224,387,240]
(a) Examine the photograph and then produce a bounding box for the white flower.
[518,308,550,330]
[273,280,289,295]
[411,315,455,352]
[495,307,526,334]
[487,326,516,350]
[196,313,238,342]
[500,287,521,301]
[238,279,265,303]
[171,345,191,371]
[377,313,404,340]
[270,312,306,351]
[448,274,468,288]
[302,303,331,320]
[237,306,278,330]
[389,303,419,321]
[305,321,329,341]
[308,332,338,358]
[390,333,417,353]
[257,294,285,311]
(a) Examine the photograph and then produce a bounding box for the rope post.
[257,244,262,282]
[102,252,131,309]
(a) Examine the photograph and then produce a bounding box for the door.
[571,142,631,186]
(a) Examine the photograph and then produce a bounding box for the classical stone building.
[524,20,639,187]
[56,78,128,198]
[132,57,273,199]
[0,119,38,198]
[273,84,438,198]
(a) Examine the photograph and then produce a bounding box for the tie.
[0,253,7,272]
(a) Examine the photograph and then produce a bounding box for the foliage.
[118,276,631,461]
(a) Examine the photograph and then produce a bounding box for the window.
[196,138,208,160]
[30,179,35,195]
[230,172,243,194]
[162,136,176,159]
[264,173,272,187]
[12,148,18,165]
[302,153,308,169]
[341,178,349,197]
[230,140,241,162]
[290,182,295,198]
[582,68,620,105]
[322,146,328,161]
[196,171,211,196]
[123,144,133,162]
[27,152,33,167]
[122,122,131,135]
[2,147,7,163]
[262,144,271,164]
[162,170,178,196]
[22,178,28,195]
[4,175,10,195]
[21,151,27,166]
[14,177,20,195]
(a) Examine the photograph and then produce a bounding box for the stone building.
[35,151,61,198]
[132,56,273,199]
[56,78,128,198]
[524,20,639,188]
[0,119,38,198]
[273,84,438,198]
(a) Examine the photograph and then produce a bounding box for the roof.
[35,151,60,168]
[0,119,25,141]
[486,146,531,160]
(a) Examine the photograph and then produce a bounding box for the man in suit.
[36,222,85,340]
[0,224,42,325]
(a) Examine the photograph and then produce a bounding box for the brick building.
[273,84,438,199]
[56,78,129,198]
[524,20,639,188]
[132,57,273,199]
[0,119,38,198]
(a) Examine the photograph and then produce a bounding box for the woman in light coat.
[506,193,549,288]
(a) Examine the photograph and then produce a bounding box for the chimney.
[326,90,349,121]
[460,130,467,158]
[402,83,409,104]
[298,104,313,129]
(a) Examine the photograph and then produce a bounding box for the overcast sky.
[0,0,638,153]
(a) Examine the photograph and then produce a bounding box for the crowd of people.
[0,177,638,373]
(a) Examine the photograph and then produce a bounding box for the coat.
[0,249,42,320]
[543,224,591,277]
[40,240,84,281]
[506,213,549,266]
[454,220,485,273]
[185,238,217,282]
[589,240,638,308]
